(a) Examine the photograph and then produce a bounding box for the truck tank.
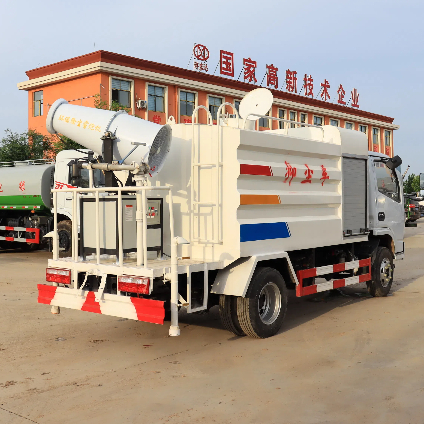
[0,163,54,210]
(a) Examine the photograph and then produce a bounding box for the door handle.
[378,212,385,221]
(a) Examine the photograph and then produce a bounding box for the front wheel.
[237,267,287,339]
[367,246,394,297]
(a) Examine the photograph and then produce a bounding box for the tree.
[0,129,53,162]
[403,173,420,194]
[0,129,84,162]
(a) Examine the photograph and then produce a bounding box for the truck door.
[370,159,404,254]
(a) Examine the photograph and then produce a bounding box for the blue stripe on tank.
[240,222,291,242]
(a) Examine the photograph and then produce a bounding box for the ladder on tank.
[190,105,224,244]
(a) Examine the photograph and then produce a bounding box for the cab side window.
[374,162,400,202]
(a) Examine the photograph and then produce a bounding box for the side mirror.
[386,155,402,170]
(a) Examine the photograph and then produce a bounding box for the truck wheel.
[367,247,394,297]
[57,220,72,258]
[237,267,287,339]
[219,295,245,336]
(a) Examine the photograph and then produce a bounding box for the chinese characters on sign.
[243,58,257,83]
[152,115,161,124]
[191,44,360,108]
[220,50,234,77]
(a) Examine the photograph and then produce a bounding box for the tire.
[236,267,288,339]
[57,220,72,258]
[219,295,245,336]
[367,247,394,297]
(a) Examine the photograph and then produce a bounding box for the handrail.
[216,102,240,128]
[243,114,324,131]
[191,105,213,126]
[51,184,173,270]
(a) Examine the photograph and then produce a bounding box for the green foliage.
[94,93,131,113]
[403,173,420,194]
[0,129,84,162]
[0,129,52,162]
[51,135,84,156]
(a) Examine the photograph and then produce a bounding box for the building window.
[148,85,165,112]
[313,116,323,126]
[208,96,222,120]
[180,91,195,117]
[289,111,297,128]
[278,109,285,129]
[373,128,380,145]
[259,110,270,128]
[300,113,307,127]
[112,79,131,108]
[385,130,391,146]
[33,90,43,117]
[359,125,367,134]
[345,122,353,130]
[330,119,339,127]
[234,100,241,113]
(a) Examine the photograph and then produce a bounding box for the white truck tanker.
[37,89,404,338]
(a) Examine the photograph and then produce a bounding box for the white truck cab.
[368,152,404,258]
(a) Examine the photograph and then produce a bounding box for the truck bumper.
[37,284,165,324]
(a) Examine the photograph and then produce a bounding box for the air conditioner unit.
[136,99,147,109]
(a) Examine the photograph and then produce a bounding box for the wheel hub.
[380,258,393,288]
[258,282,281,325]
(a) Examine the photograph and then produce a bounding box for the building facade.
[18,50,398,155]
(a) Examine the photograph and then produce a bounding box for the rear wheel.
[57,220,72,258]
[367,247,394,297]
[219,295,245,336]
[237,267,287,339]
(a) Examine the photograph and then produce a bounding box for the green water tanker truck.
[0,150,103,254]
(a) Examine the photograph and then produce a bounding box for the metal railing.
[51,185,174,269]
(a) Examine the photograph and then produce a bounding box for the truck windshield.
[374,161,400,203]
[68,167,105,188]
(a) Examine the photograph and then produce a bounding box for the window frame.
[147,83,167,114]
[259,109,271,129]
[178,88,197,123]
[372,127,380,145]
[289,110,297,128]
[345,121,354,130]
[33,90,43,117]
[207,94,225,121]
[384,130,391,146]
[313,115,324,126]
[278,108,286,129]
[110,76,134,113]
[359,124,368,134]
[329,118,339,127]
[300,112,308,127]
[374,160,401,203]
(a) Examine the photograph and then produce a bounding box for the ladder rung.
[193,163,222,167]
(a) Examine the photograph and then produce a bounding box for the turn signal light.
[46,268,71,285]
[118,275,150,294]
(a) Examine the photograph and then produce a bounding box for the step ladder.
[190,106,223,244]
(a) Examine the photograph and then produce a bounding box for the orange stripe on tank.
[240,195,280,205]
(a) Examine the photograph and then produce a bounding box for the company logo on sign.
[19,181,25,192]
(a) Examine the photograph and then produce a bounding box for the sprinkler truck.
[0,150,104,254]
[36,89,404,338]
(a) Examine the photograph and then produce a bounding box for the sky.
[1,0,423,175]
